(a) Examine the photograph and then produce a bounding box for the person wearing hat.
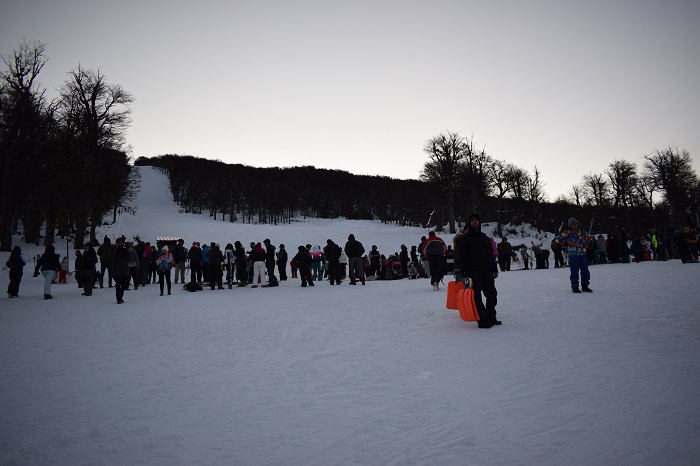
[156,245,173,296]
[456,213,501,328]
[557,217,593,293]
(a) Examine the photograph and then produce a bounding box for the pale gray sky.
[3,0,699,199]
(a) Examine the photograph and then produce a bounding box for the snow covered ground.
[1,167,699,466]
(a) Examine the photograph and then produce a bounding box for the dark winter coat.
[173,243,188,263]
[208,245,224,268]
[293,248,312,270]
[36,244,61,273]
[457,229,498,279]
[97,241,114,264]
[324,241,342,263]
[188,246,203,263]
[344,235,365,259]
[234,244,248,266]
[276,247,288,263]
[264,243,276,266]
[111,247,130,278]
[6,247,25,270]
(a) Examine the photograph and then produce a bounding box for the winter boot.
[44,294,53,300]
[582,285,593,293]
[572,287,581,293]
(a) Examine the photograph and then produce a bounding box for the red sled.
[446,281,460,310]
[457,287,480,322]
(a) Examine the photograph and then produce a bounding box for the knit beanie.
[568,217,579,227]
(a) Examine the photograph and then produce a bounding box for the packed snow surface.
[1,167,698,465]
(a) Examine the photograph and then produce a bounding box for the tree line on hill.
[136,147,699,240]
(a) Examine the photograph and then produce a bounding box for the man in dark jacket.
[293,245,314,287]
[497,237,512,272]
[97,237,114,288]
[263,239,277,282]
[81,242,98,296]
[187,242,203,284]
[112,237,130,304]
[207,242,224,290]
[173,238,188,284]
[234,241,248,286]
[344,234,366,285]
[457,213,501,329]
[323,239,342,285]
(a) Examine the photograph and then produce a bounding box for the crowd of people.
[5,218,699,311]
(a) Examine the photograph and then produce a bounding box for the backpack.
[184,282,202,292]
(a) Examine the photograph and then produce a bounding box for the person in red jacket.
[420,231,447,291]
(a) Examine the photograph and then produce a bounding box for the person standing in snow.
[207,242,224,290]
[276,244,288,281]
[323,239,342,285]
[497,237,512,272]
[187,242,203,284]
[293,245,314,287]
[156,245,173,296]
[248,242,267,288]
[344,234,366,285]
[97,236,114,288]
[310,245,325,281]
[6,246,25,298]
[263,239,277,283]
[457,213,500,328]
[224,243,235,285]
[173,238,188,284]
[234,241,248,286]
[596,234,607,264]
[557,217,593,293]
[112,237,130,304]
[34,243,62,300]
[126,242,140,290]
[421,231,447,290]
[80,242,98,296]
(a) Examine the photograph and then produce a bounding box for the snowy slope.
[1,167,699,466]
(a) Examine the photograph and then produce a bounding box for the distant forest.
[134,154,689,238]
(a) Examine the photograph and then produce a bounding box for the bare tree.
[525,166,546,204]
[605,160,638,209]
[643,147,699,224]
[569,184,583,207]
[421,131,466,233]
[0,40,54,249]
[58,65,134,245]
[581,172,611,207]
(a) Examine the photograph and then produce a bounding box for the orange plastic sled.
[457,287,480,322]
[446,281,460,310]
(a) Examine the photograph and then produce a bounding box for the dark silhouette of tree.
[420,131,466,234]
[0,40,55,249]
[643,147,699,225]
[57,65,134,246]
